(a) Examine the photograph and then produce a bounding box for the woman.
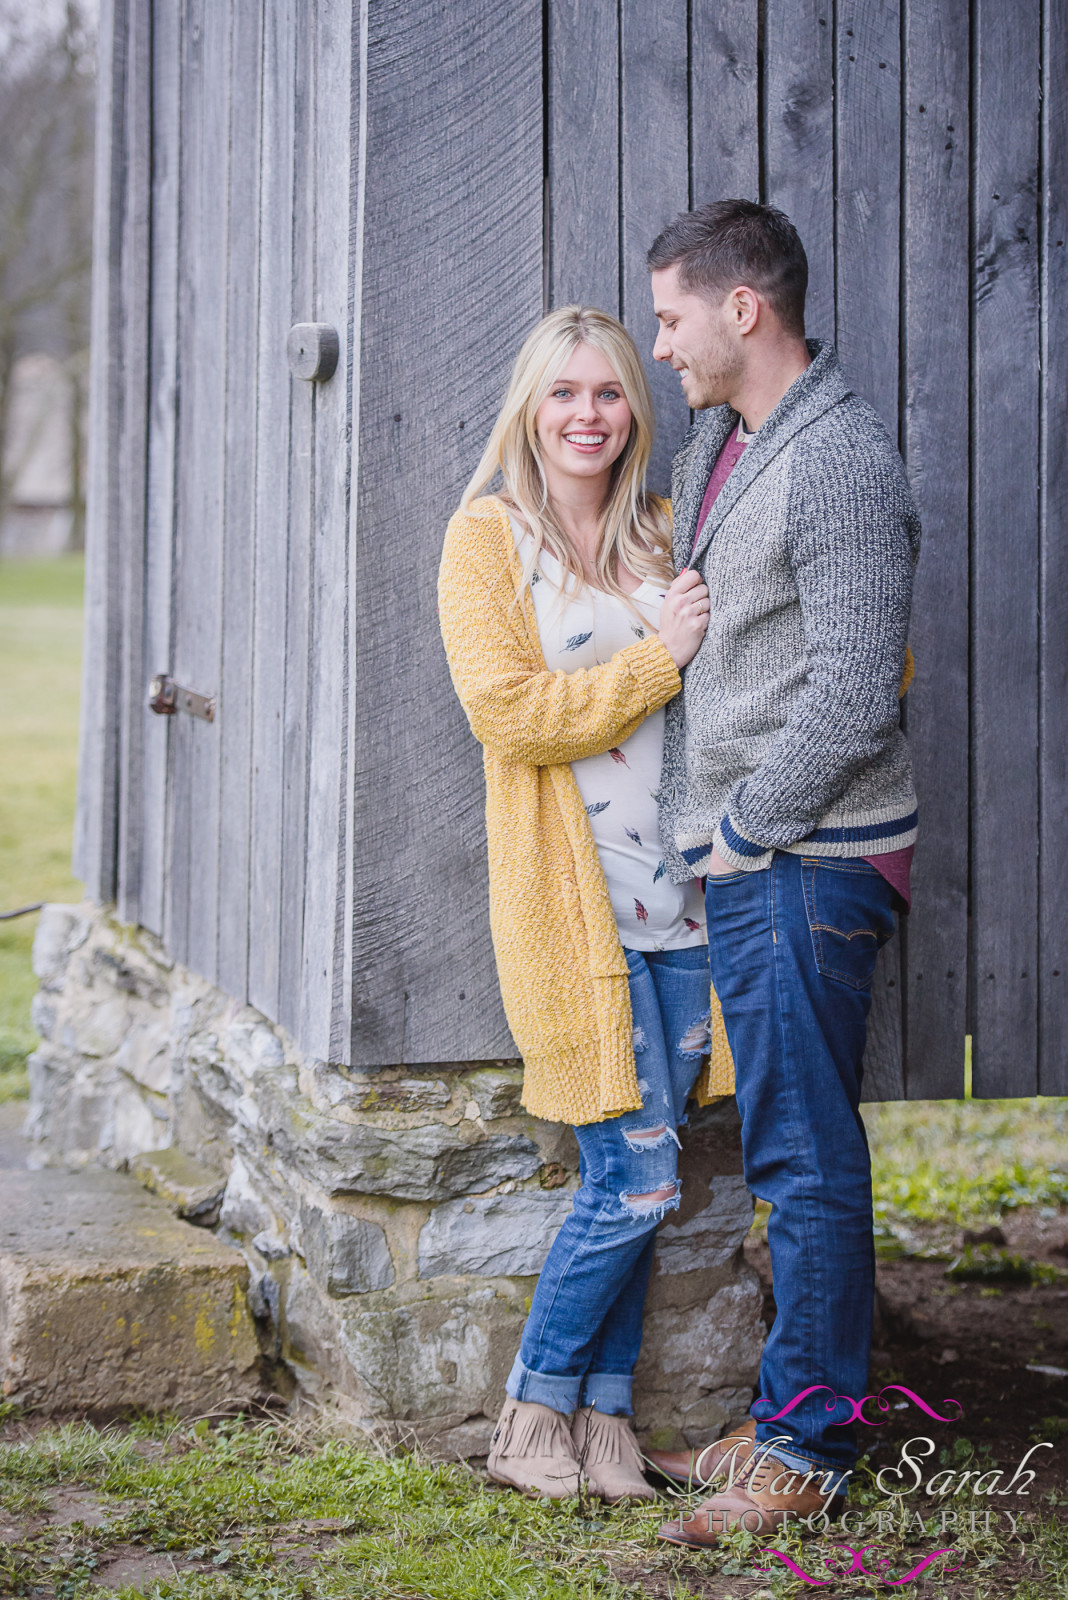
[438,307,717,1503]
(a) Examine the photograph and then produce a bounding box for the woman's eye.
[599,389,621,401]
[552,388,571,400]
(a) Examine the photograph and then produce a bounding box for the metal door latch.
[148,674,216,722]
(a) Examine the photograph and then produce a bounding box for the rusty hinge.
[148,674,216,722]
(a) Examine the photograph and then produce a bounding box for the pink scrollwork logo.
[756,1543,962,1587]
[752,1384,963,1427]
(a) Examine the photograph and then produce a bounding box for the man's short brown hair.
[647,200,808,338]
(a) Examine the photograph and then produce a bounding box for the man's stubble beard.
[687,325,744,412]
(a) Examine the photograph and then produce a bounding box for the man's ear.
[727,286,760,337]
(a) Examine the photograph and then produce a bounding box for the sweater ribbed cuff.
[713,814,774,873]
[626,638,681,711]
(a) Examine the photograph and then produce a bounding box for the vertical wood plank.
[689,0,759,203]
[763,0,834,340]
[547,1,619,313]
[1039,0,1068,1095]
[298,0,354,1061]
[833,1,904,1094]
[167,0,231,980]
[74,0,126,900]
[900,0,970,1098]
[862,944,904,1100]
[834,1,901,433]
[139,0,182,939]
[348,0,541,1065]
[971,0,1040,1096]
[113,0,152,926]
[276,6,316,1035]
[216,0,264,1001]
[247,0,296,1021]
[620,0,690,493]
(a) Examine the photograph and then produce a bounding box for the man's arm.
[712,442,920,872]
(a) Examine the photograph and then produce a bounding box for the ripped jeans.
[505,943,711,1417]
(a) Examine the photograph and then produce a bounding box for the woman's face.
[534,344,633,489]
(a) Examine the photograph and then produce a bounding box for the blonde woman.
[438,307,715,1503]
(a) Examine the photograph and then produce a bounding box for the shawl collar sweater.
[438,496,734,1124]
[659,340,921,880]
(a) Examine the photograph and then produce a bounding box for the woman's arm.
[439,507,681,765]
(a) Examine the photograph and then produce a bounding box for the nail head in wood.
[286,322,339,382]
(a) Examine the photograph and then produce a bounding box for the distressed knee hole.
[622,1122,681,1153]
[618,1178,681,1220]
[677,1010,712,1058]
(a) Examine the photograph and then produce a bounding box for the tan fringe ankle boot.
[486,1398,583,1499]
[570,1406,655,1502]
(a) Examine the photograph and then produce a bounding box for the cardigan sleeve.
[439,506,681,766]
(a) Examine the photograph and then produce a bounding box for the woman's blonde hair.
[461,306,674,601]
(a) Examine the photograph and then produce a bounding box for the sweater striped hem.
[676,804,919,877]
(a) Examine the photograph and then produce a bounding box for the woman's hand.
[658,568,711,669]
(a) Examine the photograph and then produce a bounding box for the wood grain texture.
[167,0,231,982]
[348,0,541,1065]
[139,0,182,939]
[971,0,1040,1096]
[690,0,758,203]
[297,0,354,1061]
[276,6,315,1036]
[834,0,900,433]
[247,0,296,1021]
[113,0,152,927]
[862,940,905,1101]
[74,0,126,901]
[620,0,689,494]
[763,0,834,341]
[1039,0,1068,1094]
[900,0,969,1098]
[216,0,264,1003]
[548,0,619,313]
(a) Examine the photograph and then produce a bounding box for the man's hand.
[658,568,711,669]
[706,847,738,877]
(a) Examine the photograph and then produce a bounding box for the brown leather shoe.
[644,1416,757,1489]
[657,1445,845,1546]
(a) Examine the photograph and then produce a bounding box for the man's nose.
[652,326,670,363]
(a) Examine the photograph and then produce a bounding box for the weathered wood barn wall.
[76,0,1067,1101]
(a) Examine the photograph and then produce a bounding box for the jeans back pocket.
[801,858,896,991]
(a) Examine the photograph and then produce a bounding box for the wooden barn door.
[79,0,354,1049]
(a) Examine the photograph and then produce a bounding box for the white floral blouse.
[514,520,708,953]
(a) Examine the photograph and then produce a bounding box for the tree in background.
[0,2,94,551]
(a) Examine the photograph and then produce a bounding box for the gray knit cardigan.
[658,340,921,880]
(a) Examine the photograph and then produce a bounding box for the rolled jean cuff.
[579,1371,633,1416]
[505,1352,580,1415]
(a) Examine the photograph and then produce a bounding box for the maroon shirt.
[692,422,912,906]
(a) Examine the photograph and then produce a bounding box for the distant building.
[0,352,85,557]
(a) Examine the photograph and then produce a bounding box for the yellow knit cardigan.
[438,495,735,1127]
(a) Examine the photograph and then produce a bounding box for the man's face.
[651,265,743,409]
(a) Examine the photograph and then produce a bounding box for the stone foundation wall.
[25,902,764,1455]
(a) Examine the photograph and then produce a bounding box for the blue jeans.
[506,944,712,1417]
[704,851,896,1485]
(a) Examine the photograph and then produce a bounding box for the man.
[644,200,920,1544]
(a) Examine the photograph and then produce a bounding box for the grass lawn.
[1,1409,1064,1600]
[0,555,85,1101]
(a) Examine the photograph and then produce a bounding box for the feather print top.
[515,519,707,952]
